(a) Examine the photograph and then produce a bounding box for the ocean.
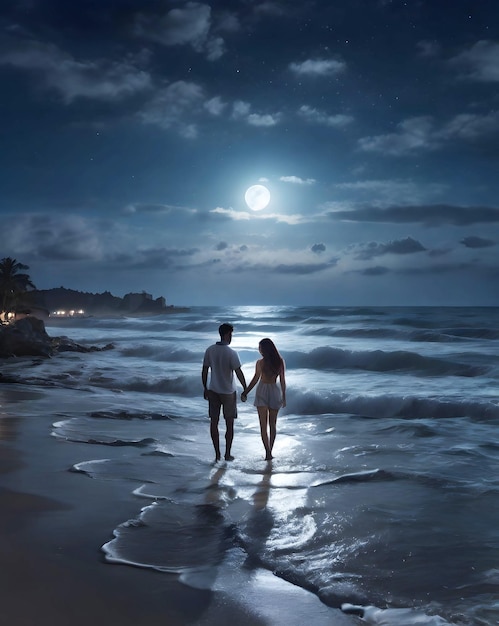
[1,305,498,625]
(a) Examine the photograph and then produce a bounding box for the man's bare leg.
[224,417,234,460]
[210,417,221,462]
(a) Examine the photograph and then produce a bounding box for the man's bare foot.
[265,454,273,461]
[224,454,234,461]
[214,455,221,463]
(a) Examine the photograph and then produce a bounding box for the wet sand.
[0,392,358,626]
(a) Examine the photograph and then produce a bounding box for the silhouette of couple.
[202,323,286,462]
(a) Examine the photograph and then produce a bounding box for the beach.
[0,386,357,626]
[0,305,498,625]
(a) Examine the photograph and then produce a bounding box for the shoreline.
[0,388,358,626]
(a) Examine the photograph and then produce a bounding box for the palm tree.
[0,257,36,321]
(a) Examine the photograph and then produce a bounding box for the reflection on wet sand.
[204,465,230,507]
[241,467,275,569]
[179,465,234,590]
[252,468,272,511]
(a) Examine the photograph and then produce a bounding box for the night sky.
[2,1,499,306]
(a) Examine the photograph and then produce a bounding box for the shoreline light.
[52,309,85,317]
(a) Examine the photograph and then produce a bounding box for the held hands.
[241,391,248,402]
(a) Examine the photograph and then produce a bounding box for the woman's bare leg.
[257,406,272,459]
[269,409,278,454]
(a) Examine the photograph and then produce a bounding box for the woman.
[241,338,286,460]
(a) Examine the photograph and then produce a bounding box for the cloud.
[333,179,448,205]
[205,36,226,61]
[123,203,174,215]
[123,202,197,217]
[360,265,390,276]
[428,247,452,258]
[180,124,198,139]
[2,214,106,261]
[358,116,437,156]
[280,176,316,185]
[253,2,288,17]
[216,12,240,33]
[180,240,338,277]
[311,243,326,254]
[359,111,499,156]
[382,238,427,255]
[351,259,498,280]
[449,40,499,82]
[289,58,346,76]
[298,105,354,128]
[1,212,200,272]
[247,113,281,127]
[210,206,305,225]
[394,261,483,276]
[204,96,227,115]
[114,247,199,270]
[224,258,336,275]
[460,236,496,248]
[231,100,281,126]
[439,111,499,141]
[0,39,152,103]
[351,237,426,261]
[269,262,332,274]
[133,2,225,60]
[232,100,251,117]
[210,207,251,221]
[416,40,441,58]
[327,204,499,227]
[137,80,204,135]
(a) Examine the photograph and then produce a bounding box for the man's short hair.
[219,323,234,339]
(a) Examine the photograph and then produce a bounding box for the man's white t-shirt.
[203,342,241,394]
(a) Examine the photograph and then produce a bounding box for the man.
[202,323,247,462]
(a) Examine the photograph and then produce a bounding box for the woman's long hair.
[259,338,283,377]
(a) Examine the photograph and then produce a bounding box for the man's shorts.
[207,390,237,420]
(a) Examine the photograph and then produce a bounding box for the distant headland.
[0,257,187,324]
[33,287,189,319]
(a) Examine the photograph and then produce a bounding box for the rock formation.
[0,316,114,359]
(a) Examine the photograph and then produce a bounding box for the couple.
[202,323,286,462]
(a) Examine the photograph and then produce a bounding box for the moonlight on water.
[245,185,270,211]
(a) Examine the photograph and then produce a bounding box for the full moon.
[245,184,270,211]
